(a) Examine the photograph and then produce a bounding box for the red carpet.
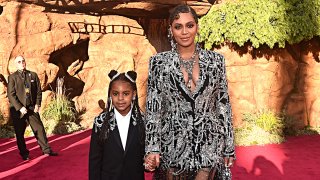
[0,130,319,180]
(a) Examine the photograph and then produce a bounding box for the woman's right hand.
[144,153,160,171]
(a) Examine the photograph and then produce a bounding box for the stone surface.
[0,2,156,127]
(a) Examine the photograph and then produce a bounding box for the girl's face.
[171,12,198,49]
[110,80,136,116]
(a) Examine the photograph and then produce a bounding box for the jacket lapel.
[124,117,136,155]
[113,127,125,153]
[193,49,210,99]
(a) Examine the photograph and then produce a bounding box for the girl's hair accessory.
[108,70,137,83]
[125,71,136,83]
[108,70,120,82]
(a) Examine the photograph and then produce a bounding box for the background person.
[7,55,58,160]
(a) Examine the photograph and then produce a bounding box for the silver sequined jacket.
[145,48,235,173]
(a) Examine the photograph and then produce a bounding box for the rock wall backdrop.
[0,0,319,128]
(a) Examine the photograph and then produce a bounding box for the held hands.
[34,105,40,113]
[144,153,160,171]
[224,157,235,168]
[19,107,28,116]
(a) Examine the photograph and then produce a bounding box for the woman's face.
[171,12,198,49]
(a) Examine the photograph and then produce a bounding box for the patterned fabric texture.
[145,47,235,179]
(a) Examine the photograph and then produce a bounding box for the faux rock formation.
[0,2,156,127]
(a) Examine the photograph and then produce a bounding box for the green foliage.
[0,124,15,138]
[282,114,300,136]
[42,94,82,135]
[42,94,76,123]
[296,126,320,135]
[235,109,285,146]
[199,0,320,49]
[42,94,81,134]
[42,77,83,134]
[0,111,14,138]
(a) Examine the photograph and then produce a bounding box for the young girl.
[89,70,145,180]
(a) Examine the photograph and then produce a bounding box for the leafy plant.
[0,111,15,138]
[296,126,320,135]
[199,0,320,49]
[42,77,83,134]
[0,124,15,138]
[235,109,285,146]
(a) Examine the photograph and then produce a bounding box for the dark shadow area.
[0,73,8,87]
[0,6,3,15]
[74,105,87,125]
[213,41,278,61]
[250,156,282,179]
[300,37,320,63]
[47,39,89,99]
[19,0,182,18]
[137,18,171,52]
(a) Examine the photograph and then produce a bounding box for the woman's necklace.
[179,49,198,89]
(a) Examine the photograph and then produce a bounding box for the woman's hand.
[144,153,160,171]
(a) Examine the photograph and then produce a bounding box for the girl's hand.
[144,153,160,171]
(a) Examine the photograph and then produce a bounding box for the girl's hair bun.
[126,71,137,81]
[108,70,119,79]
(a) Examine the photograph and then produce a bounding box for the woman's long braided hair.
[98,70,145,147]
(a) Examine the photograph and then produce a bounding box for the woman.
[144,4,235,180]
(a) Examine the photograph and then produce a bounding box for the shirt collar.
[114,107,132,120]
[18,69,27,74]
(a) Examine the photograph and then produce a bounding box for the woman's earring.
[168,27,177,51]
[196,32,200,41]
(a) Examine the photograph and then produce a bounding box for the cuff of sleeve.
[145,145,160,155]
[223,151,235,158]
[144,150,160,156]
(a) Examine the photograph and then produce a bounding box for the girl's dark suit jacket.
[89,110,145,180]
